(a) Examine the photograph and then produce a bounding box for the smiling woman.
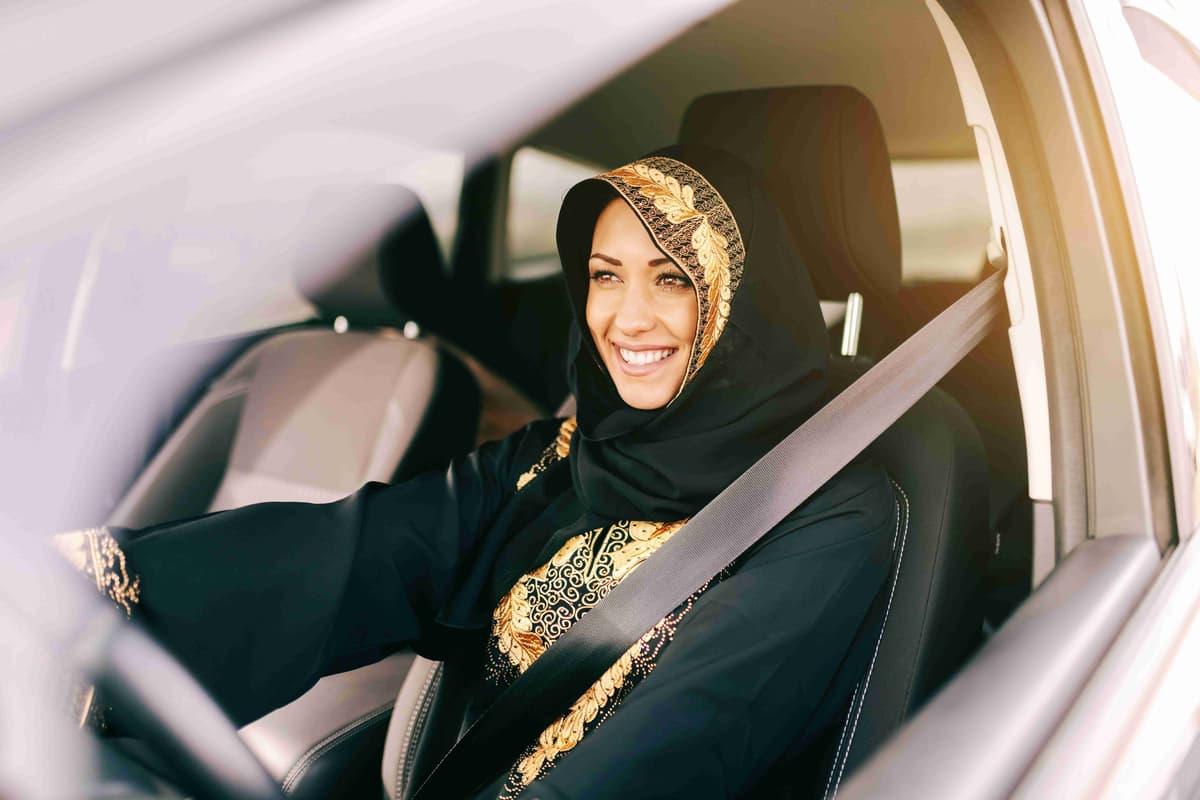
[586,197,698,410]
[53,145,899,800]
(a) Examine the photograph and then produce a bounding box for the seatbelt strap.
[413,269,1006,799]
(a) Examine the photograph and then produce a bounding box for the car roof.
[531,0,975,166]
[0,0,733,243]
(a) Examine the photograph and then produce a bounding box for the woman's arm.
[55,420,557,727]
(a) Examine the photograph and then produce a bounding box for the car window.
[1083,0,1200,536]
[506,147,603,282]
[56,132,464,371]
[0,256,34,379]
[1122,0,1200,101]
[59,177,317,373]
[891,158,991,284]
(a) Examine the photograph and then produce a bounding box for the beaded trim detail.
[52,527,141,617]
[52,526,142,730]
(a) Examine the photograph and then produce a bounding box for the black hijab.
[556,146,830,521]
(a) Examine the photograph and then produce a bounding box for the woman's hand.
[50,527,141,732]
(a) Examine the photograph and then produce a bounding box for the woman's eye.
[657,272,692,289]
[590,269,619,284]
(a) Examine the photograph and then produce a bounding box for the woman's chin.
[612,375,684,410]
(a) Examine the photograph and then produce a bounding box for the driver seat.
[380,87,990,799]
[682,86,991,793]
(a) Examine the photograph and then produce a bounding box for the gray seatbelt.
[412,269,1006,799]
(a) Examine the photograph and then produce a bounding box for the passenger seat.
[108,186,481,800]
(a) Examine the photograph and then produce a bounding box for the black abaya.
[59,147,898,798]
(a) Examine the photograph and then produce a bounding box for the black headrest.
[680,86,902,299]
[294,184,452,329]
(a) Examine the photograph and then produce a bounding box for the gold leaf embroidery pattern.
[694,221,732,372]
[487,518,728,799]
[488,521,682,678]
[496,573,726,800]
[515,417,577,491]
[606,163,707,226]
[515,635,643,786]
[492,532,585,672]
[601,158,744,384]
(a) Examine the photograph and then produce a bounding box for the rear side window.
[59,133,464,369]
[891,158,991,284]
[506,147,603,282]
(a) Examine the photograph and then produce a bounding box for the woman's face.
[586,198,698,410]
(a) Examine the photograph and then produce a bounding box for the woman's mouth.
[612,343,678,376]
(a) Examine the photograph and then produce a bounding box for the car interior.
[7,0,1099,797]
[86,3,1044,796]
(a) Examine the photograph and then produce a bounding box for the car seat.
[683,86,991,796]
[108,186,481,800]
[381,88,991,799]
[683,86,1028,624]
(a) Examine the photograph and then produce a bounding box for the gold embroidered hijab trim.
[598,156,746,387]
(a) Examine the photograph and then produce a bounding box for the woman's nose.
[614,284,655,334]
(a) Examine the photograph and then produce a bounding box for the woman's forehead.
[590,199,672,262]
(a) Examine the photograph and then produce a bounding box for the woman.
[58,146,897,798]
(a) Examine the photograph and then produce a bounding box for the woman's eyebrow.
[589,253,675,268]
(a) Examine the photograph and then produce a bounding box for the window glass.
[891,158,992,284]
[60,175,317,372]
[0,256,34,379]
[1163,729,1200,800]
[506,147,603,282]
[58,131,464,369]
[384,149,464,263]
[507,149,993,286]
[1086,0,1200,535]
[1123,1,1200,101]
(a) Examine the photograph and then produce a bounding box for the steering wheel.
[85,607,286,800]
[10,536,285,800]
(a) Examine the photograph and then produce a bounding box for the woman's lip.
[609,342,677,377]
[611,341,674,351]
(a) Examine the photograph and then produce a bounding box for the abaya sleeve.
[61,418,562,727]
[513,465,898,800]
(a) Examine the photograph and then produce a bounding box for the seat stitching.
[281,702,394,794]
[824,490,902,800]
[401,664,443,798]
[823,680,862,799]
[823,491,902,800]
[396,662,441,799]
[397,661,443,800]
[829,481,910,799]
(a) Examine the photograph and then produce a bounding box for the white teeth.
[618,347,674,366]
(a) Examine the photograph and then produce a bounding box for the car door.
[840,0,1196,796]
[1007,1,1200,797]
